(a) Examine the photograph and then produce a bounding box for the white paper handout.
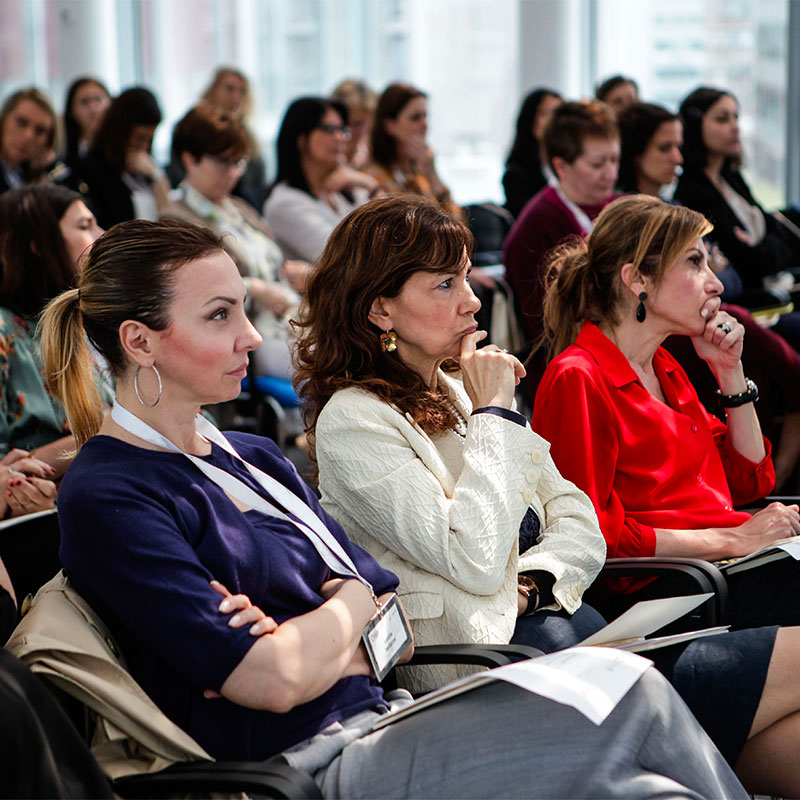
[373,646,651,730]
[579,593,717,648]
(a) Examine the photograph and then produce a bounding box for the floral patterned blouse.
[0,309,70,455]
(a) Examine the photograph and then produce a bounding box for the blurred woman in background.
[264,96,377,262]
[163,104,306,380]
[367,83,460,218]
[675,87,800,294]
[62,77,110,170]
[503,88,562,218]
[192,66,269,211]
[70,87,170,229]
[595,75,639,115]
[0,88,58,195]
[0,184,104,509]
[332,78,377,170]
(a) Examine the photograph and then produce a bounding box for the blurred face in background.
[127,124,156,155]
[0,98,53,169]
[701,94,741,161]
[301,107,348,173]
[208,74,248,116]
[604,81,639,115]
[637,120,683,192]
[386,95,428,143]
[345,103,373,164]
[71,81,110,141]
[59,200,104,271]
[184,150,248,204]
[554,135,620,206]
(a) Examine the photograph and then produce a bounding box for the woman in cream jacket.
[296,196,607,691]
[314,375,605,690]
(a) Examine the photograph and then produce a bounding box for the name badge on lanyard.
[362,593,412,682]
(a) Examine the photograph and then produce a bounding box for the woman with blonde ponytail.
[39,288,105,449]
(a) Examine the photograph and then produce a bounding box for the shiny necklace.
[444,397,468,439]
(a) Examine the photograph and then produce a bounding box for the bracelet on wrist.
[517,574,540,615]
[715,377,759,408]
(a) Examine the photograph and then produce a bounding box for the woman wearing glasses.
[162,105,303,380]
[264,97,378,262]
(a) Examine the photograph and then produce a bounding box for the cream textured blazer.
[316,371,606,690]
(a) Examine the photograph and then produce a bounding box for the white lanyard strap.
[111,400,376,599]
[554,183,594,235]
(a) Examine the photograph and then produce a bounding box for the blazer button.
[522,488,534,505]
[525,468,537,483]
[530,450,545,465]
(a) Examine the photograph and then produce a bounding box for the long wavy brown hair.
[294,195,473,455]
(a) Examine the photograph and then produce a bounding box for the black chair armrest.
[598,557,728,627]
[409,643,542,668]
[740,495,800,510]
[113,757,322,799]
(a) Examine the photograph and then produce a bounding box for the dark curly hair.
[294,195,473,456]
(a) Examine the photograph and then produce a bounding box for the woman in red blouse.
[532,194,800,631]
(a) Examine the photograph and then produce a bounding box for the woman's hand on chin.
[459,331,525,410]
[400,134,434,172]
[690,309,744,377]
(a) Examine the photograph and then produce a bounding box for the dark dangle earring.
[636,291,647,323]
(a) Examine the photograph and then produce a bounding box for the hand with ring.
[691,310,744,373]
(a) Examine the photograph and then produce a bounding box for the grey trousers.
[289,669,746,799]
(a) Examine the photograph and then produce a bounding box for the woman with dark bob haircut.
[299,195,800,794]
[16,215,742,799]
[366,83,459,217]
[502,87,562,217]
[263,96,377,262]
[69,86,171,229]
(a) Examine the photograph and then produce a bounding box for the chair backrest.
[6,571,211,780]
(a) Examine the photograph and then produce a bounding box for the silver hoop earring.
[134,364,163,408]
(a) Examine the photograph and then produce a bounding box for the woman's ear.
[179,151,198,173]
[118,320,157,367]
[551,156,568,182]
[368,296,393,330]
[620,262,648,298]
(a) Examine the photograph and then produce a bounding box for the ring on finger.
[717,321,733,334]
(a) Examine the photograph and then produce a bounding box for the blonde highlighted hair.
[540,194,712,359]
